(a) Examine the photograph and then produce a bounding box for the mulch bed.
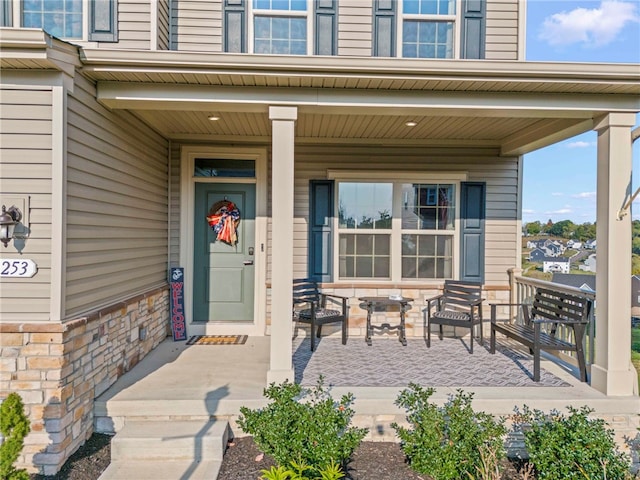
[28,432,531,480]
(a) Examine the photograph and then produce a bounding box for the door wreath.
[206,199,240,245]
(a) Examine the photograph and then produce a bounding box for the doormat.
[186,335,248,345]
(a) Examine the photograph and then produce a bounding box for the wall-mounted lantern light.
[0,205,22,247]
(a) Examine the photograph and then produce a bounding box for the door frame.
[180,145,268,336]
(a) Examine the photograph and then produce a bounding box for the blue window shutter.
[224,0,246,53]
[372,0,395,57]
[460,0,485,59]
[315,0,337,55]
[460,182,485,283]
[308,180,334,282]
[1,0,12,27]
[89,0,118,42]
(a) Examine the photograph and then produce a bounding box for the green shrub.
[391,383,507,480]
[260,459,345,480]
[0,393,31,480]
[514,405,631,480]
[237,377,367,475]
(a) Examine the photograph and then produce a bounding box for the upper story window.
[373,0,486,59]
[401,0,456,58]
[253,0,308,54]
[22,0,83,39]
[224,0,337,56]
[0,0,117,42]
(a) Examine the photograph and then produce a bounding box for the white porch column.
[267,106,297,384]
[591,112,637,396]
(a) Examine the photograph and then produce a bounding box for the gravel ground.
[28,433,530,480]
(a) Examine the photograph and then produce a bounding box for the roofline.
[2,28,638,90]
[79,48,640,84]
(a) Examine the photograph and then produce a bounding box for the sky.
[522,0,640,225]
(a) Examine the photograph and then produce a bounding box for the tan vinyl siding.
[0,86,53,321]
[288,146,519,287]
[169,142,181,267]
[117,0,152,49]
[171,0,222,52]
[338,1,373,56]
[485,0,521,60]
[158,0,171,49]
[65,75,169,316]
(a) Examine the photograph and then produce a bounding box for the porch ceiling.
[81,52,638,155]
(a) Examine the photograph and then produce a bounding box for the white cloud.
[523,209,535,214]
[567,141,595,148]
[572,192,597,199]
[538,0,639,47]
[545,208,573,215]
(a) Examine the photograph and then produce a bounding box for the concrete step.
[98,459,222,480]
[110,419,229,462]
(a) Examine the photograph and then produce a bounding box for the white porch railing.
[508,270,596,368]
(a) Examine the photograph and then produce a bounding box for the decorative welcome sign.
[170,267,187,341]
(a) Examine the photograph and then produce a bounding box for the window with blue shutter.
[308,180,334,282]
[224,0,247,53]
[89,0,118,42]
[224,0,336,55]
[460,0,486,59]
[373,0,396,57]
[315,0,337,55]
[460,182,486,283]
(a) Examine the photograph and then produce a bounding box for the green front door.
[193,183,256,322]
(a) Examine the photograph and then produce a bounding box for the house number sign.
[0,259,37,278]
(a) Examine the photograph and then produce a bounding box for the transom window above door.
[336,180,457,281]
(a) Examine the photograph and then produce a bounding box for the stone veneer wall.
[267,284,511,338]
[0,286,170,475]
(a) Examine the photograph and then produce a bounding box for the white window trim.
[328,171,467,283]
[13,0,89,41]
[248,0,313,55]
[397,0,463,60]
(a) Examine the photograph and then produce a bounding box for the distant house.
[546,242,563,257]
[528,248,547,262]
[567,240,582,249]
[543,257,570,273]
[579,254,597,273]
[584,239,597,250]
[551,273,596,293]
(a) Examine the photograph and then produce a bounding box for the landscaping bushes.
[0,393,31,480]
[239,380,635,480]
[392,383,507,480]
[513,405,632,480]
[237,377,368,479]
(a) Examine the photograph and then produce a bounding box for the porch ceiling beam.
[96,82,639,116]
[500,118,596,156]
[161,132,502,148]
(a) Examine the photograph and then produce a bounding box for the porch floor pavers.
[95,336,639,425]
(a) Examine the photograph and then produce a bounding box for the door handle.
[243,260,254,265]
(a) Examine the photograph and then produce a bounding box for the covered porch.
[78,49,640,397]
